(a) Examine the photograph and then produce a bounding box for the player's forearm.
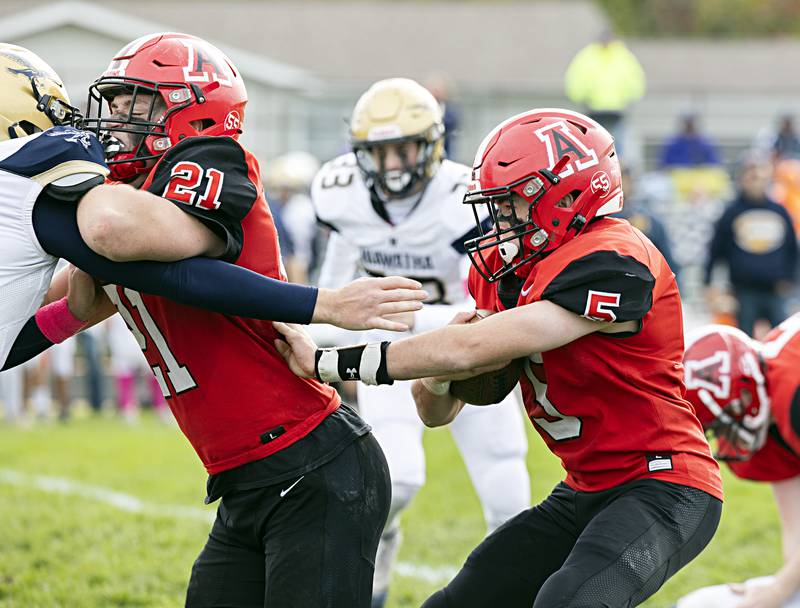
[386,324,494,380]
[385,301,604,381]
[411,379,464,427]
[772,477,800,601]
[771,549,800,604]
[34,196,319,323]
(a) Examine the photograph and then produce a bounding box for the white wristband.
[421,377,451,396]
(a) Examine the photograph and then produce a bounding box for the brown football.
[449,358,525,405]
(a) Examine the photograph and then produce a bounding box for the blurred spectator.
[76,328,105,415]
[660,113,720,168]
[271,205,296,270]
[107,315,169,424]
[0,367,23,424]
[50,338,77,422]
[704,153,798,336]
[425,71,461,159]
[616,166,679,280]
[770,114,800,161]
[264,151,320,284]
[23,354,52,421]
[564,29,645,152]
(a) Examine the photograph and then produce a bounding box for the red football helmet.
[83,32,247,182]
[463,109,622,282]
[684,325,770,461]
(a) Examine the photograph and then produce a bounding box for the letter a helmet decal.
[535,120,598,178]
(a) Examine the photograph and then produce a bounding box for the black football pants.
[422,478,722,608]
[185,433,391,608]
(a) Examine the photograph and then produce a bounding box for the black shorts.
[185,433,391,608]
[423,478,722,608]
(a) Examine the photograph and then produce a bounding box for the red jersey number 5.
[164,161,225,210]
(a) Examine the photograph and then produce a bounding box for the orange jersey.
[468,218,723,499]
[106,137,340,474]
[727,313,800,482]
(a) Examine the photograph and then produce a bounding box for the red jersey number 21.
[164,161,224,210]
[104,286,197,398]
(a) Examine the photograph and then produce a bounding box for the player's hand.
[448,310,480,325]
[313,277,428,332]
[66,266,104,322]
[428,310,508,382]
[273,322,317,378]
[730,581,786,608]
[382,311,416,331]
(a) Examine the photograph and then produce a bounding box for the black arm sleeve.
[790,385,800,444]
[32,194,318,323]
[1,317,54,371]
[541,250,655,322]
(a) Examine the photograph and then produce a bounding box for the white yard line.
[0,468,214,523]
[393,562,459,584]
[0,468,458,584]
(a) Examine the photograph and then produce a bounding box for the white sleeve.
[413,257,475,334]
[316,230,361,290]
[413,301,474,334]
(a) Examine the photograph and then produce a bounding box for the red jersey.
[105,136,340,474]
[468,217,723,500]
[727,313,800,482]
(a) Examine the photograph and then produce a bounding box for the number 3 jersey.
[0,127,107,366]
[312,153,479,333]
[725,313,800,482]
[104,136,340,475]
[469,217,723,500]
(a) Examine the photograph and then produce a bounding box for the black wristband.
[375,341,393,385]
[314,341,394,385]
[314,348,325,382]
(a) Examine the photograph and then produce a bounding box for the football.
[449,358,525,405]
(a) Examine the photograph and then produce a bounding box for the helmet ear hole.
[16,120,41,136]
[192,118,215,131]
[556,190,583,209]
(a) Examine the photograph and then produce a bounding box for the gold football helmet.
[350,78,445,199]
[0,43,78,141]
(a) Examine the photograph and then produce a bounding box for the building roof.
[6,0,800,95]
[0,1,323,91]
[3,1,609,90]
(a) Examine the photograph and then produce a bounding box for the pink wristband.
[35,297,87,344]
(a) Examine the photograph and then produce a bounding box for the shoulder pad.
[0,127,108,186]
[44,173,106,202]
[438,159,471,187]
[430,161,480,238]
[312,153,362,223]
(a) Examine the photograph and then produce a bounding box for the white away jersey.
[0,127,107,366]
[313,153,480,306]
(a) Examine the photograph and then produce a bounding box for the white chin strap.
[498,240,519,263]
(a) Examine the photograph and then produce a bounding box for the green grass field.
[0,412,783,607]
